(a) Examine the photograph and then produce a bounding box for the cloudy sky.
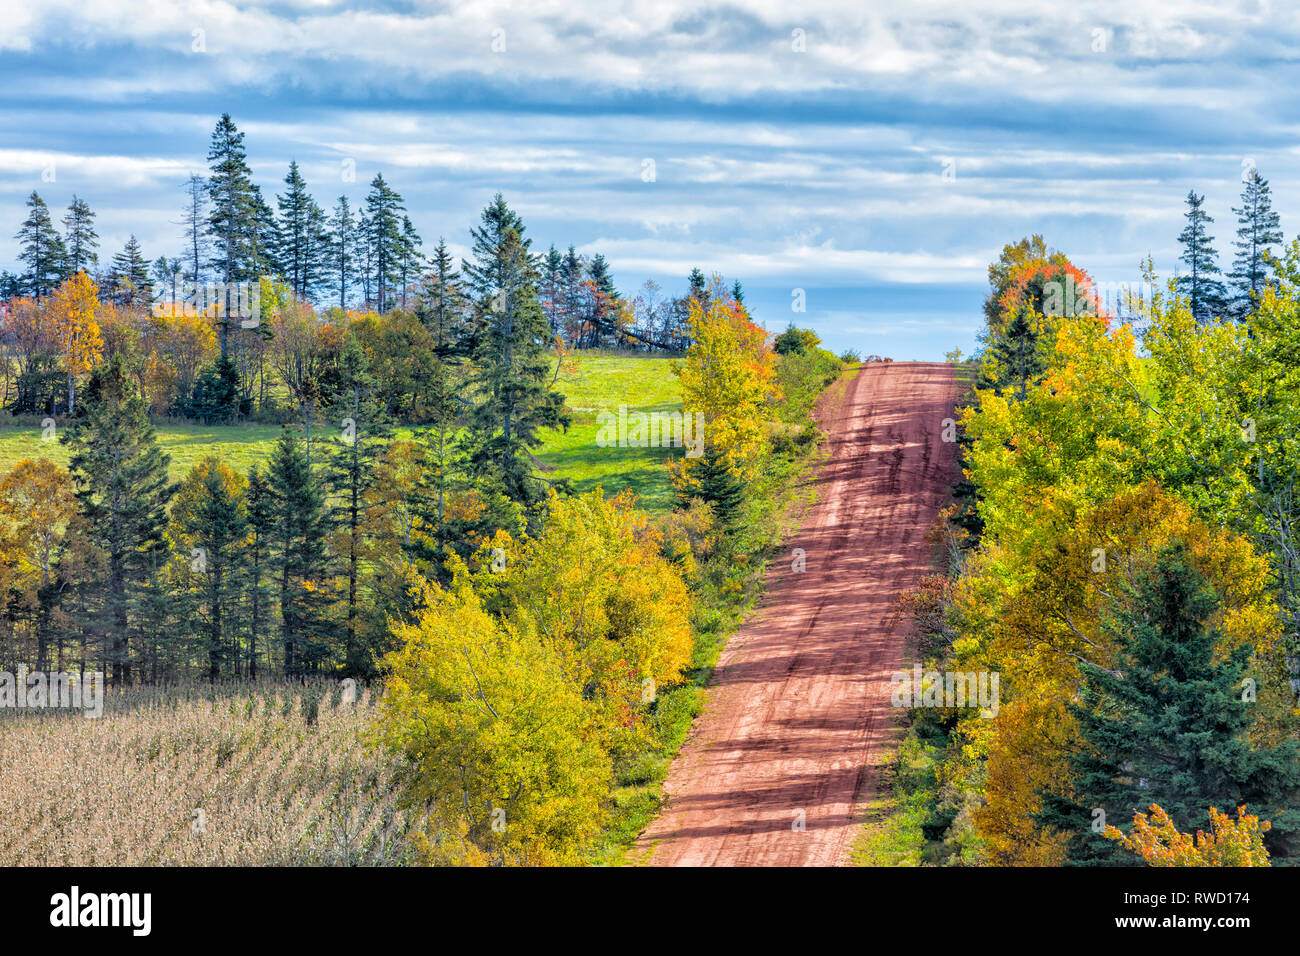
[0,0,1294,358]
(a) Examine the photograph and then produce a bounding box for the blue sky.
[0,0,1296,359]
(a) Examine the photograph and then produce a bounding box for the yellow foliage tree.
[1107,804,1271,867]
[48,271,104,414]
[378,571,611,866]
[671,279,777,485]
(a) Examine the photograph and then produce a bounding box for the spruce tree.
[320,337,389,675]
[106,235,152,308]
[181,172,210,288]
[266,430,336,676]
[363,173,406,312]
[460,194,569,519]
[685,444,745,529]
[62,195,98,276]
[1037,544,1300,864]
[1176,189,1227,323]
[981,305,1046,400]
[1229,168,1283,319]
[276,161,329,301]
[177,459,250,679]
[329,196,356,310]
[63,355,176,684]
[245,466,275,679]
[206,113,259,355]
[15,191,66,298]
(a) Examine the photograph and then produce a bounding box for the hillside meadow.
[0,353,683,515]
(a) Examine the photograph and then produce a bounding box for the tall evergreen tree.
[1036,544,1300,864]
[15,191,66,298]
[181,172,210,289]
[321,338,389,675]
[329,196,356,310]
[981,305,1046,400]
[206,113,259,355]
[63,356,176,684]
[540,244,564,336]
[1176,190,1227,322]
[105,235,152,308]
[245,465,275,679]
[1229,168,1283,319]
[175,459,250,680]
[266,430,335,676]
[62,195,98,276]
[398,214,422,310]
[363,173,406,312]
[276,161,329,301]
[460,194,569,518]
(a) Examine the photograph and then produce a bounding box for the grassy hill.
[0,352,684,514]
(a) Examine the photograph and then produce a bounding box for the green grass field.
[0,353,684,513]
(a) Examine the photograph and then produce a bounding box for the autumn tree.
[48,271,104,414]
[1107,804,1271,867]
[0,459,75,669]
[671,278,777,490]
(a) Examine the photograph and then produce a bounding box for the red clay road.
[634,361,958,867]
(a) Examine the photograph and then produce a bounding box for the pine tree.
[266,430,336,676]
[540,244,564,336]
[186,355,242,424]
[685,443,745,528]
[1176,190,1227,323]
[15,191,66,298]
[180,172,210,289]
[1229,168,1283,319]
[104,235,152,308]
[688,267,708,304]
[981,305,1046,400]
[329,196,356,311]
[398,215,422,310]
[320,337,390,675]
[62,356,176,684]
[206,114,259,355]
[62,195,98,276]
[152,256,183,307]
[460,194,569,518]
[418,238,469,350]
[363,173,406,312]
[1036,544,1300,864]
[245,465,274,679]
[276,161,329,301]
[175,459,250,680]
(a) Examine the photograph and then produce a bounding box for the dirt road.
[634,361,958,867]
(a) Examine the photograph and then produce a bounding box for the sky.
[0,0,1296,359]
